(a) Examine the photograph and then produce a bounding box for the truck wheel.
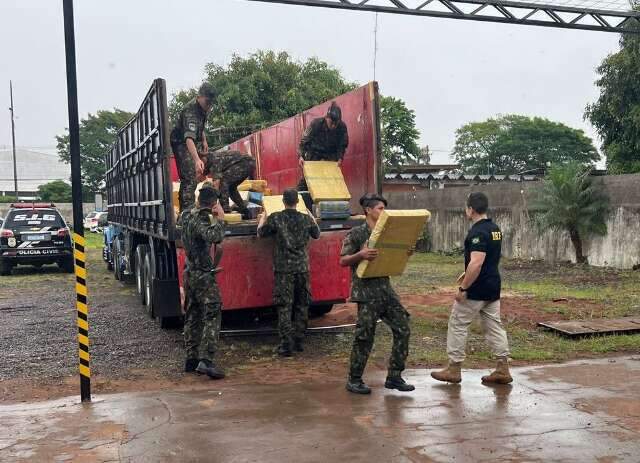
[113,238,123,281]
[134,245,147,300]
[143,253,154,319]
[0,259,12,276]
[59,257,75,273]
[309,304,334,318]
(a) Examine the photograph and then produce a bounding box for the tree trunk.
[569,228,588,265]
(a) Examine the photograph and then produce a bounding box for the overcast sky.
[0,0,621,165]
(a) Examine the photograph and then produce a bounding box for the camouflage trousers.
[174,144,198,213]
[183,269,222,362]
[207,151,256,213]
[348,295,411,380]
[274,272,311,346]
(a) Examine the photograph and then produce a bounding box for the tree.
[533,162,610,264]
[452,115,599,174]
[585,27,640,174]
[38,180,72,202]
[169,50,421,164]
[169,50,357,148]
[379,96,421,169]
[56,109,133,193]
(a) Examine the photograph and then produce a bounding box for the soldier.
[431,192,512,385]
[182,183,226,379]
[297,102,349,194]
[257,188,320,356]
[170,82,216,213]
[340,194,414,394]
[206,150,256,217]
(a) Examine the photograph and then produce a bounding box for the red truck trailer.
[104,79,382,327]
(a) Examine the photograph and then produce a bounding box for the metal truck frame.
[104,78,382,328]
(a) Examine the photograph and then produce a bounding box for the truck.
[103,78,382,327]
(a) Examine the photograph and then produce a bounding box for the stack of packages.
[302,161,351,220]
[237,179,269,220]
[357,209,431,278]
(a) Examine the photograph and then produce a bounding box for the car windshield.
[5,210,65,230]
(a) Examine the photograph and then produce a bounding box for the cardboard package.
[356,210,431,279]
[262,195,308,216]
[302,161,351,203]
[224,213,243,223]
[238,179,268,192]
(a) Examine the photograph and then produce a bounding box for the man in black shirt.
[431,192,512,385]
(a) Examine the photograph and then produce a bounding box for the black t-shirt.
[464,218,502,301]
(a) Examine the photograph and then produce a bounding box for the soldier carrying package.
[257,188,321,356]
[339,194,415,395]
[181,183,226,379]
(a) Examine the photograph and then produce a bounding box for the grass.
[83,232,104,249]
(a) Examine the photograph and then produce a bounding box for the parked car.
[0,203,74,275]
[84,211,108,232]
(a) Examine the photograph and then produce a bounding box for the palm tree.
[533,162,610,264]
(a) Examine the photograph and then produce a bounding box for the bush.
[0,195,18,203]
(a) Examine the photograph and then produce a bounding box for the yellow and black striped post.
[74,233,91,401]
[64,0,91,402]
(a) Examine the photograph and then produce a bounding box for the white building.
[0,148,70,199]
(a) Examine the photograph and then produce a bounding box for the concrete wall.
[0,203,98,226]
[384,174,640,269]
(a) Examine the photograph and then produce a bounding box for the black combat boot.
[277,343,293,357]
[293,338,304,353]
[196,359,225,379]
[346,378,371,395]
[184,358,199,373]
[385,376,415,392]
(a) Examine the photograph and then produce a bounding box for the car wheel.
[0,259,12,276]
[143,253,154,318]
[59,256,75,273]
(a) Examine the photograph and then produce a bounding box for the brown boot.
[431,361,462,383]
[481,358,513,384]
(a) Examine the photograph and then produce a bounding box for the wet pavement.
[1,357,639,462]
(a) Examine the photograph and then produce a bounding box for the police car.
[0,203,74,275]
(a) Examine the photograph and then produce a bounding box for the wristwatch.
[458,286,467,293]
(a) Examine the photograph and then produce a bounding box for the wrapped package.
[313,201,351,220]
[302,161,351,202]
[356,209,431,278]
[262,194,308,216]
[238,179,268,192]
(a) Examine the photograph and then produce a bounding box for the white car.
[83,211,108,232]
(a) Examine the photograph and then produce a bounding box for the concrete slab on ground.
[1,357,639,462]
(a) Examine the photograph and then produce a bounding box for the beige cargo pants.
[447,298,510,363]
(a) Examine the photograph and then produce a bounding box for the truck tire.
[309,304,334,318]
[143,252,154,319]
[113,238,123,281]
[0,259,12,276]
[134,245,147,300]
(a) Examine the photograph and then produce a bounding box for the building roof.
[388,164,461,175]
[384,172,541,182]
[0,149,70,193]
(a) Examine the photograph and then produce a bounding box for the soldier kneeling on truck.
[206,150,256,218]
[182,183,227,379]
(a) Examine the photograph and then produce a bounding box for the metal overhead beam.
[246,0,640,33]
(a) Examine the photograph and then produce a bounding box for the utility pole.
[63,0,91,403]
[9,81,18,199]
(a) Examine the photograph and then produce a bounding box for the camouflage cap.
[198,82,217,101]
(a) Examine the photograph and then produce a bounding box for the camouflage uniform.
[341,223,411,380]
[206,150,256,214]
[258,209,321,346]
[170,98,208,212]
[297,117,349,192]
[181,206,225,362]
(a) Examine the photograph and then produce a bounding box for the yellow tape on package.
[262,195,308,216]
[238,179,268,192]
[302,161,351,203]
[356,209,431,279]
